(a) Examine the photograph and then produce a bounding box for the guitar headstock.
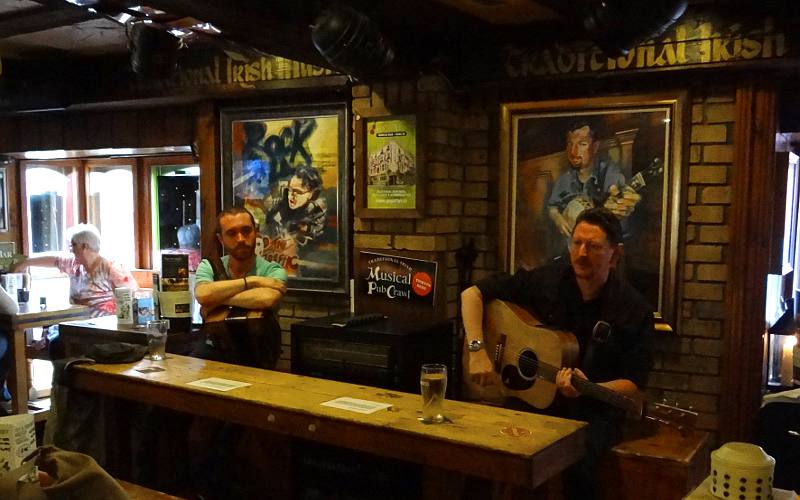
[645,401,699,434]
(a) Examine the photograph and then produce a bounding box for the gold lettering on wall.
[504,17,790,78]
[171,53,335,90]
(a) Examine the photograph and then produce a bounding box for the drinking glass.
[146,319,170,361]
[420,363,447,423]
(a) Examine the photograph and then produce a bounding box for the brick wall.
[276,76,733,441]
[651,88,735,436]
[276,75,485,370]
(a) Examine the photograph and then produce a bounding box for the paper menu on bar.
[187,377,252,392]
[321,397,392,414]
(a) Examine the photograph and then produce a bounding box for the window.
[144,157,200,272]
[782,152,800,269]
[21,155,195,273]
[765,151,800,387]
[22,161,79,256]
[86,159,136,269]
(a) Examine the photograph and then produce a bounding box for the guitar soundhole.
[518,350,538,379]
[500,350,537,391]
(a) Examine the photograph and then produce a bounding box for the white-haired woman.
[14,223,138,317]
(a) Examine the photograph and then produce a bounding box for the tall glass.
[146,319,170,360]
[420,363,447,423]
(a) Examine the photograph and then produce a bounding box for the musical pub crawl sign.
[356,251,437,308]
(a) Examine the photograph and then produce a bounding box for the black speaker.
[129,22,179,79]
[311,4,395,81]
[583,0,688,56]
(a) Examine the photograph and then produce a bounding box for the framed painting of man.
[498,93,686,330]
[220,102,350,294]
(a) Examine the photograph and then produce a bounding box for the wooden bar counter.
[68,355,587,495]
[0,302,91,415]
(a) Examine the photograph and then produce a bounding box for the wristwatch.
[467,339,484,352]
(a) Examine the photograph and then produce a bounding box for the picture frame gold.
[499,92,687,330]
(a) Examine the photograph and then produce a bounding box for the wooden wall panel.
[17,116,43,152]
[0,107,196,154]
[111,111,139,148]
[720,79,778,442]
[86,113,114,148]
[138,109,166,147]
[196,102,219,261]
[39,115,64,149]
[0,121,15,152]
[63,113,90,150]
[164,108,194,147]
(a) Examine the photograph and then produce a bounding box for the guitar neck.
[535,361,639,414]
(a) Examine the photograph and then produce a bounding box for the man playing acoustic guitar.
[462,207,654,500]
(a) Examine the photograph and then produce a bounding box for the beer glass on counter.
[420,363,447,423]
[146,319,170,360]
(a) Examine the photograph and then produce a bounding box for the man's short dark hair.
[293,165,323,198]
[216,207,256,234]
[573,207,623,246]
[566,121,597,142]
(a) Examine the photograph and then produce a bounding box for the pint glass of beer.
[420,363,447,423]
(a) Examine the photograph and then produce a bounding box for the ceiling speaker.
[129,22,179,79]
[311,4,395,81]
[583,0,688,57]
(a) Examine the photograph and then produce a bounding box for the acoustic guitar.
[463,300,697,431]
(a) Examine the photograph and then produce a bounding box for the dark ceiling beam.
[0,5,99,39]
[98,0,333,68]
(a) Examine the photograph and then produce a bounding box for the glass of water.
[146,319,170,361]
[420,363,447,423]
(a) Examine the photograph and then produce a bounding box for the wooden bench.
[598,424,710,500]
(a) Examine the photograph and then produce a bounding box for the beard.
[229,242,255,260]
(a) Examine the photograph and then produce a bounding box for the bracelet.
[243,276,248,290]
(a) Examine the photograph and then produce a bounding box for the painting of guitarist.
[506,97,679,320]
[547,121,643,241]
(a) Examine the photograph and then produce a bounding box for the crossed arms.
[195,276,286,311]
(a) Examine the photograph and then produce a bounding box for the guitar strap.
[209,255,228,281]
[584,320,612,373]
[208,256,248,318]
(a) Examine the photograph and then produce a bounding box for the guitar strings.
[507,346,638,409]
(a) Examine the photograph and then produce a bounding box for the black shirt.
[476,257,654,421]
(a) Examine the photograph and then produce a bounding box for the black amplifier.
[290,313,455,394]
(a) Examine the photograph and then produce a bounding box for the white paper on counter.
[187,377,252,392]
[320,397,392,414]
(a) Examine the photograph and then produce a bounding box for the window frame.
[84,157,139,270]
[142,155,198,271]
[20,159,82,257]
[20,155,194,271]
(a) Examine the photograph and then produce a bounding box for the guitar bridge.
[494,334,506,373]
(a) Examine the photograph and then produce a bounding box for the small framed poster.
[355,113,425,218]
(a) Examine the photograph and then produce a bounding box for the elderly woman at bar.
[13,223,138,317]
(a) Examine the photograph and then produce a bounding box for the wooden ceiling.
[0,1,793,79]
[0,0,567,61]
